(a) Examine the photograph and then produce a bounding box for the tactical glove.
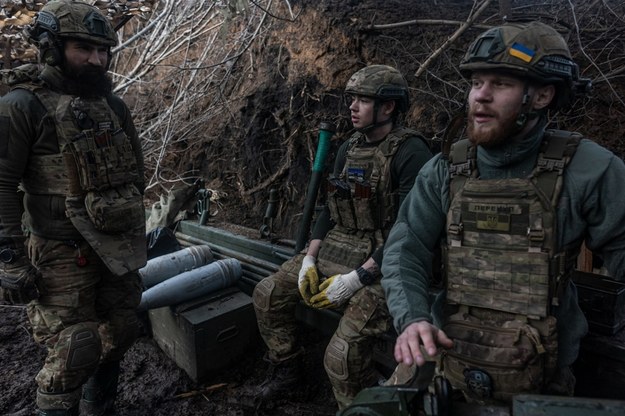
[310,270,363,309]
[0,257,40,305]
[298,255,319,305]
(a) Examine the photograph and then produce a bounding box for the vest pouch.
[327,193,343,227]
[334,197,357,230]
[353,196,377,231]
[317,229,374,276]
[441,312,550,404]
[85,183,145,234]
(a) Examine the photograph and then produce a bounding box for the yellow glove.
[297,255,319,305]
[309,270,363,309]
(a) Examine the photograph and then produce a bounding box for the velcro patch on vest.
[469,203,523,232]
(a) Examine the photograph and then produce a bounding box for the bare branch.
[415,0,494,78]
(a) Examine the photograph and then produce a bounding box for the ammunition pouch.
[85,184,144,234]
[317,228,378,276]
[352,195,378,231]
[441,308,558,404]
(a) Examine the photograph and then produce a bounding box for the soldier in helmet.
[382,21,625,404]
[0,1,145,415]
[253,64,433,409]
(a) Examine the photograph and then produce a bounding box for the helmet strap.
[514,83,539,130]
[356,99,394,134]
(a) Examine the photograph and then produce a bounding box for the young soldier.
[253,64,433,409]
[382,21,625,403]
[0,1,146,414]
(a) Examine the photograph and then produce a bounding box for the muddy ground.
[0,303,337,416]
[2,0,625,415]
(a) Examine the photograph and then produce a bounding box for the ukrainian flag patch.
[508,43,535,63]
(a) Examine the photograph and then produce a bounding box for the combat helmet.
[25,0,117,66]
[345,65,410,113]
[459,21,590,109]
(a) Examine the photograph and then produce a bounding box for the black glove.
[0,257,40,305]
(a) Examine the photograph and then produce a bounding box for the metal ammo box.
[148,285,258,382]
[573,270,625,335]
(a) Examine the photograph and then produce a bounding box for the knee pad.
[253,277,276,312]
[61,323,102,371]
[324,335,349,382]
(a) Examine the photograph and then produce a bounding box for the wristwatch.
[0,247,22,264]
[356,266,377,286]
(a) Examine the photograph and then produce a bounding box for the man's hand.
[309,270,363,309]
[394,321,453,367]
[298,255,319,305]
[0,257,40,305]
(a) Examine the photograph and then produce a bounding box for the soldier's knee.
[253,277,276,312]
[324,335,350,382]
[63,323,102,371]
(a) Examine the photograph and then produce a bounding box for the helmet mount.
[24,0,117,67]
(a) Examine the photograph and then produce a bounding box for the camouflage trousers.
[253,253,392,410]
[25,234,142,410]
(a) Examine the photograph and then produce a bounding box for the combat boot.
[80,361,120,416]
[36,389,80,416]
[258,350,303,401]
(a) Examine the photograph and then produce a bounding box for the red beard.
[467,107,523,148]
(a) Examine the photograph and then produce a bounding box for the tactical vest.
[14,77,146,276]
[440,130,582,403]
[317,128,417,276]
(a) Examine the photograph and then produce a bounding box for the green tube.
[295,122,336,253]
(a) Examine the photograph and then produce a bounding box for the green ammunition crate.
[148,286,258,382]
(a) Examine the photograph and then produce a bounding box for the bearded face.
[61,39,113,96]
[466,72,528,148]
[466,101,523,148]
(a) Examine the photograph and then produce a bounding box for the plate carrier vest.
[440,130,582,403]
[15,77,146,276]
[316,128,423,275]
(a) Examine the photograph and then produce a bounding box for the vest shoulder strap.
[448,138,475,197]
[532,129,582,206]
[380,127,430,156]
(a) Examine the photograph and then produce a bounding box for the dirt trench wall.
[128,0,625,240]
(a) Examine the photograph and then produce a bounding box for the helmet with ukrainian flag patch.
[459,21,584,109]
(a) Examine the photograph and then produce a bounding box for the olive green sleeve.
[0,90,40,247]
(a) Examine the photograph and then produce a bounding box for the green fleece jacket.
[381,119,625,366]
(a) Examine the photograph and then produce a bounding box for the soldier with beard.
[0,1,146,415]
[381,21,625,404]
